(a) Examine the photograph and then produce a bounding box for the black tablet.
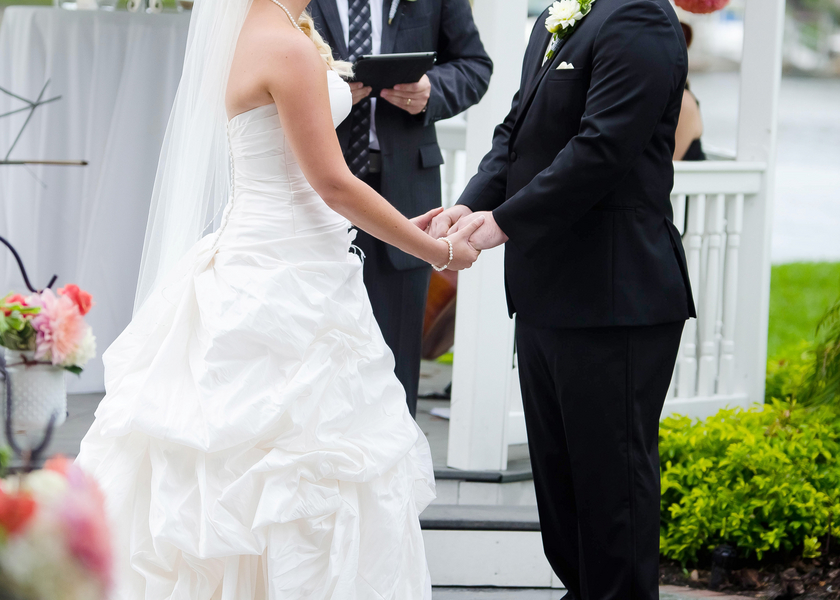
[352,52,437,97]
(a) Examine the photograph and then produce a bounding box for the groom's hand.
[428,205,472,239]
[410,207,444,231]
[452,211,508,251]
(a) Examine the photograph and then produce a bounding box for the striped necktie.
[345,0,373,178]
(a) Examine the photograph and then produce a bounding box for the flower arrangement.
[675,0,730,14]
[543,0,594,64]
[0,457,113,600]
[0,285,96,374]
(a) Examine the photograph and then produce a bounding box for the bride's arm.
[260,33,482,270]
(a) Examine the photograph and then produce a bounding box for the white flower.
[546,0,585,33]
[23,469,68,504]
[62,325,97,368]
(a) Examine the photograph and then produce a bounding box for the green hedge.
[660,401,840,564]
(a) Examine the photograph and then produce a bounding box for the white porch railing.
[436,114,769,452]
[665,161,767,419]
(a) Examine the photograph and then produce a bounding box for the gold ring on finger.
[407,98,412,106]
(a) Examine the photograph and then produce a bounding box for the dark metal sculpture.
[0,80,87,167]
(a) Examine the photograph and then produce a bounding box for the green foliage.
[766,295,840,410]
[765,342,812,404]
[660,401,840,565]
[0,296,38,352]
[768,262,840,360]
[801,297,840,407]
[0,446,10,479]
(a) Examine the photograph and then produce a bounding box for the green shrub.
[659,401,840,565]
[765,341,812,404]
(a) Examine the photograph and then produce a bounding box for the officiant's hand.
[450,211,508,251]
[349,82,372,106]
[427,205,472,239]
[380,75,431,116]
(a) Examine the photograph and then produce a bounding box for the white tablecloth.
[0,7,189,392]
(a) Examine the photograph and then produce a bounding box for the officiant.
[309,0,492,417]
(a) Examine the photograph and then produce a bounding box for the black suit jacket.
[309,0,492,269]
[458,0,696,328]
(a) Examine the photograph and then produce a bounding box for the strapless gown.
[76,70,435,600]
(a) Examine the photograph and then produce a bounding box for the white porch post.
[446,0,528,471]
[734,0,785,405]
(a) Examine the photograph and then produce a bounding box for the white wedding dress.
[76,70,435,600]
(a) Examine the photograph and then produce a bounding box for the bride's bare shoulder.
[243,21,325,81]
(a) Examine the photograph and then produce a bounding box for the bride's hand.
[437,216,485,271]
[410,207,444,231]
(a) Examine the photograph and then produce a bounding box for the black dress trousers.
[515,320,684,600]
[353,171,431,418]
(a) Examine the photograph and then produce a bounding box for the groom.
[431,0,695,598]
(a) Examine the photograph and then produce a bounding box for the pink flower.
[675,0,730,14]
[45,457,113,588]
[30,289,85,365]
[58,284,94,316]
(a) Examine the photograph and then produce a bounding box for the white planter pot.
[1,349,68,436]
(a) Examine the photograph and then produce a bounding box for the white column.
[734,0,785,404]
[447,0,528,471]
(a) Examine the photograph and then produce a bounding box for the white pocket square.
[556,62,575,70]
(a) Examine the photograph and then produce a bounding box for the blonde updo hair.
[298,11,355,79]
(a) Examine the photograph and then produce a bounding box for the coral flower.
[675,0,730,14]
[31,289,85,365]
[1,293,28,316]
[0,489,36,536]
[58,284,94,316]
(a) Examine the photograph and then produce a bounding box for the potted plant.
[0,285,96,437]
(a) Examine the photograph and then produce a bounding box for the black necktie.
[345,0,373,178]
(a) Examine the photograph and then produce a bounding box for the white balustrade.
[664,162,765,418]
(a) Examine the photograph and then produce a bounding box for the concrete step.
[432,589,568,599]
[420,504,560,589]
[421,504,539,531]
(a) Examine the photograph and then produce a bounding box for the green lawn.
[768,262,840,359]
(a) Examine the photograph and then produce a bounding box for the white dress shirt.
[336,0,382,150]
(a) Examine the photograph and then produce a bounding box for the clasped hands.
[410,205,509,271]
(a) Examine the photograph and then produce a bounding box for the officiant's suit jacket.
[458,0,697,329]
[309,0,492,269]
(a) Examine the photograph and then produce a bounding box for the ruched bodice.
[219,70,353,262]
[76,68,434,600]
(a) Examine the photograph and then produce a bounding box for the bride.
[75,0,484,597]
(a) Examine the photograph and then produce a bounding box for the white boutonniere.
[388,0,418,25]
[542,0,594,65]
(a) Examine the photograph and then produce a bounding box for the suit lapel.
[514,33,571,135]
[521,24,553,102]
[380,0,402,55]
[314,0,348,59]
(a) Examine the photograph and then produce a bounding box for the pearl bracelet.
[433,237,454,272]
